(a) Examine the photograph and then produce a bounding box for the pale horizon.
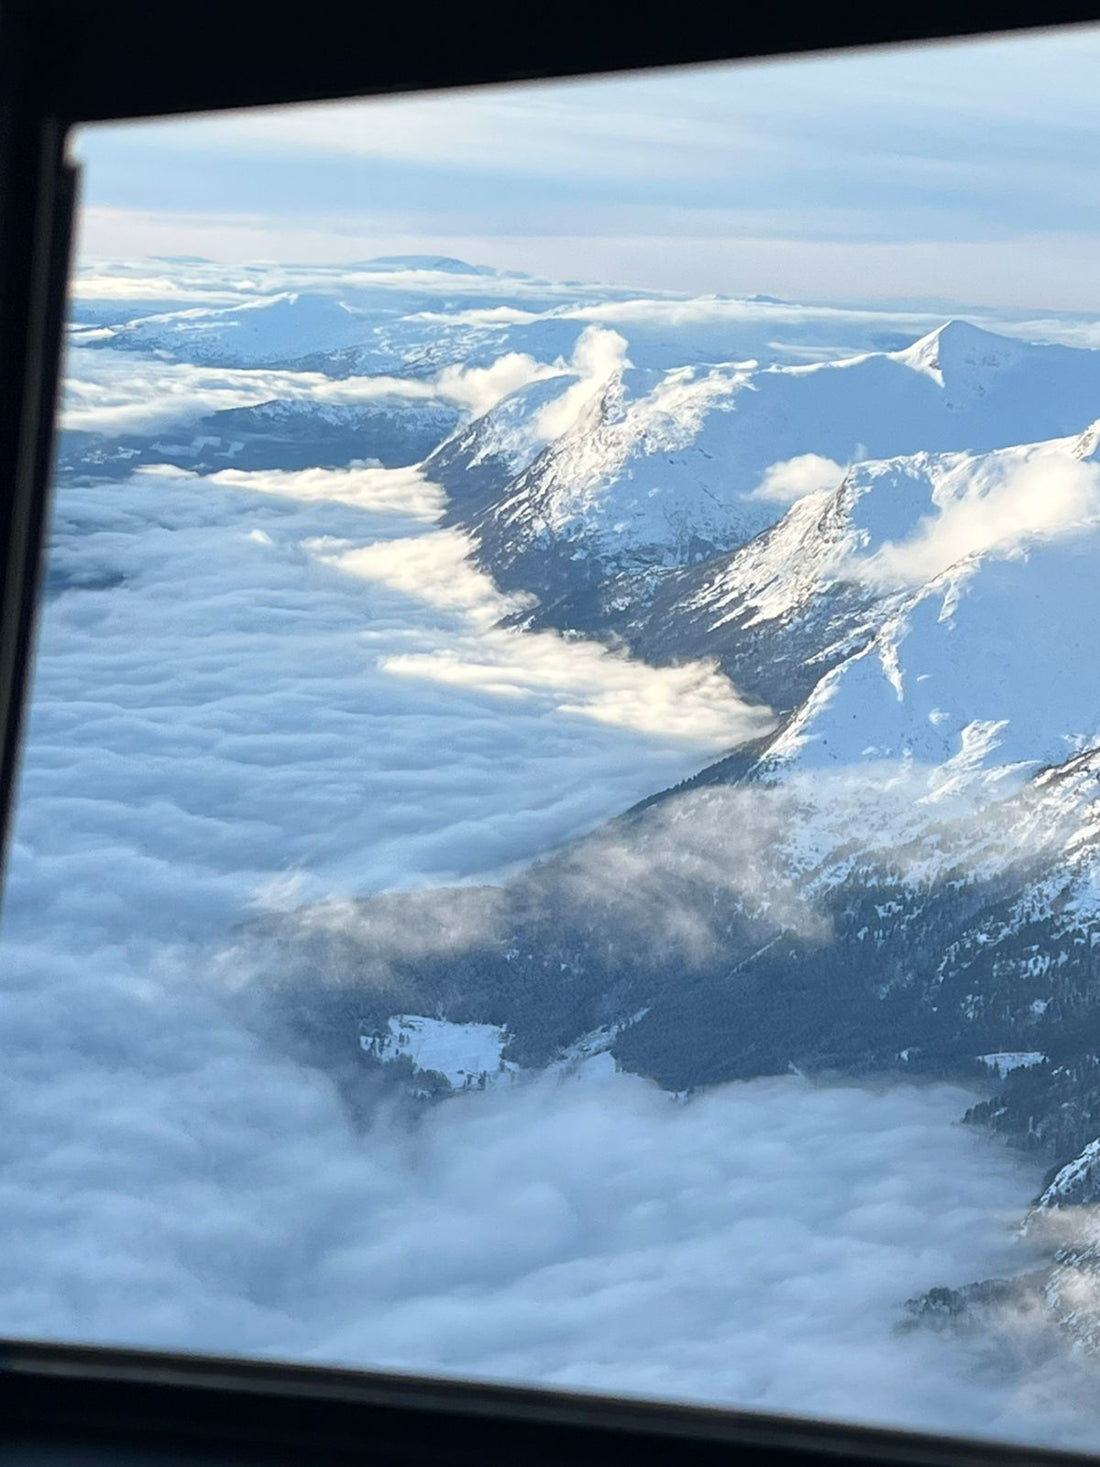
[72,23,1100,312]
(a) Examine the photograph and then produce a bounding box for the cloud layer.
[9,458,773,945]
[320,526,771,746]
[2,917,1092,1449]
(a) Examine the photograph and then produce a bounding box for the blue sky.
[74,22,1100,309]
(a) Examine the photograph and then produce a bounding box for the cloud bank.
[210,464,446,520]
[318,526,773,747]
[3,907,1093,1449]
[13,459,773,948]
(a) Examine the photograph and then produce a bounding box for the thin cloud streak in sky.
[72,214,1100,311]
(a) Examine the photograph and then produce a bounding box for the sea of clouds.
[4,268,1100,1452]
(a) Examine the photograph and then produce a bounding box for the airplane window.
[5,21,1100,1452]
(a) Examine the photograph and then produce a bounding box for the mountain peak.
[896,319,1025,387]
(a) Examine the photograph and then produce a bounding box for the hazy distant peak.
[359,255,498,276]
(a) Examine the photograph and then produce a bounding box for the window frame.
[3,5,1099,1462]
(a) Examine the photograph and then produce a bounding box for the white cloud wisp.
[751,453,850,504]
[847,447,1100,589]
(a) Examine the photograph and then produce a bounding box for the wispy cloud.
[211,464,446,520]
[531,326,630,440]
[847,449,1100,588]
[751,453,849,504]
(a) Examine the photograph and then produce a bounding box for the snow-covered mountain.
[70,256,953,374]
[434,323,1100,628]
[84,293,385,367]
[256,391,1100,1096]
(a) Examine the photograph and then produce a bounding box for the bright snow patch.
[360,1015,519,1090]
[978,1052,1046,1077]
